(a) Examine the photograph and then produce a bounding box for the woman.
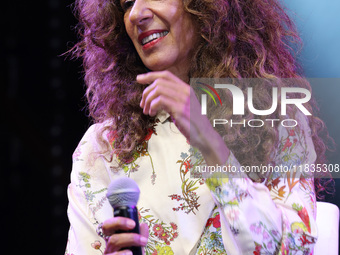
[65,0,329,254]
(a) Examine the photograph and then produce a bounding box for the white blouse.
[65,111,317,255]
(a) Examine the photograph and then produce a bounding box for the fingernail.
[125,251,133,255]
[140,236,148,245]
[127,220,136,228]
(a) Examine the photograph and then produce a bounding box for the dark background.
[3,1,88,253]
[2,1,339,254]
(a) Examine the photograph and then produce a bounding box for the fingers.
[147,91,175,116]
[105,250,133,255]
[102,217,136,236]
[103,218,149,255]
[140,222,149,238]
[137,70,180,85]
[140,80,179,115]
[137,71,190,117]
[105,232,148,253]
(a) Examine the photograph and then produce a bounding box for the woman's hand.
[102,217,149,255]
[137,70,230,166]
[138,71,192,139]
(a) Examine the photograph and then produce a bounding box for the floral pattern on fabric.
[72,141,86,162]
[202,118,317,254]
[138,208,178,255]
[275,127,309,175]
[251,221,281,254]
[292,203,311,233]
[251,218,316,255]
[78,171,107,214]
[91,240,104,254]
[196,210,226,254]
[205,177,252,208]
[169,147,205,214]
[107,120,159,184]
[66,113,317,255]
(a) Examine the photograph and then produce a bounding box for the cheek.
[170,5,197,47]
[177,17,196,52]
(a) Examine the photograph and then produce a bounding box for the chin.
[142,55,177,72]
[145,63,171,72]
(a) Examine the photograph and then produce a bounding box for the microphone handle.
[113,206,143,255]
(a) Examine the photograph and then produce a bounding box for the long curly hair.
[70,0,333,198]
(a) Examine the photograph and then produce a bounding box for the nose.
[128,0,153,26]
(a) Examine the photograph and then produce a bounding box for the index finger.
[102,217,136,236]
[136,70,177,84]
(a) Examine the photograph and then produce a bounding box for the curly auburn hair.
[70,0,333,198]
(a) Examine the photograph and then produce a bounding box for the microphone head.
[106,177,140,208]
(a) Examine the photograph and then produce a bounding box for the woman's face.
[122,0,198,79]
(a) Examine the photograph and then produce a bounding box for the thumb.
[140,223,149,239]
[140,223,149,255]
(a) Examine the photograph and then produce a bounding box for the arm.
[205,114,317,254]
[65,124,109,255]
[65,124,149,255]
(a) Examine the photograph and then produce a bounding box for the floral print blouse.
[65,111,317,255]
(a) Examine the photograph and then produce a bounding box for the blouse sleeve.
[65,124,113,255]
[205,114,318,255]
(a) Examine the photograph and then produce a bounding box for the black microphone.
[106,177,142,255]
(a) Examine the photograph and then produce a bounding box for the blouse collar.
[156,110,171,123]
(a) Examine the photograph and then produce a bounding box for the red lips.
[138,29,168,44]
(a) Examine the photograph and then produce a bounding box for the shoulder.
[70,120,120,186]
[69,119,119,210]
[72,120,114,162]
